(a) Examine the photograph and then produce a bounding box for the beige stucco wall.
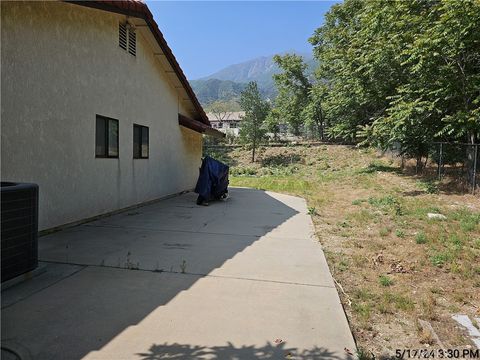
[1,1,203,230]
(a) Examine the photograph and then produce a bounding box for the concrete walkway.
[2,188,356,360]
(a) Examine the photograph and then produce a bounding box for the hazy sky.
[146,1,337,79]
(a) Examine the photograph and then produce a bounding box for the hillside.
[190,52,317,105]
[189,79,246,105]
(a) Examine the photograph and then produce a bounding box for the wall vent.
[119,22,136,56]
[128,29,136,56]
[119,23,127,50]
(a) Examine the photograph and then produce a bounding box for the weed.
[308,207,317,216]
[383,292,414,311]
[353,288,376,302]
[261,153,302,167]
[379,227,390,237]
[352,199,365,206]
[379,275,394,287]
[357,348,376,360]
[430,252,449,267]
[338,220,352,228]
[368,195,402,215]
[416,232,427,244]
[368,195,398,208]
[338,260,349,272]
[449,234,463,250]
[451,210,480,232]
[474,239,480,249]
[180,260,187,274]
[395,229,405,238]
[230,167,257,176]
[359,161,399,174]
[348,209,378,224]
[353,303,372,322]
[418,180,439,194]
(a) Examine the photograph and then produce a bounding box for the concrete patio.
[1,187,356,360]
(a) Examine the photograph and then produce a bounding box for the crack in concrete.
[1,265,87,310]
[81,223,310,241]
[38,260,335,289]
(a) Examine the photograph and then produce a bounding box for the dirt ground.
[211,144,480,358]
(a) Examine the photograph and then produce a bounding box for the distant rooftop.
[207,111,245,122]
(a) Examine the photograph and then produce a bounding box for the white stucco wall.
[1,1,203,230]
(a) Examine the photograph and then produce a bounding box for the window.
[133,124,149,159]
[96,115,119,158]
[119,22,136,56]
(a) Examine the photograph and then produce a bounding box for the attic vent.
[128,29,136,56]
[119,23,127,50]
[119,22,136,56]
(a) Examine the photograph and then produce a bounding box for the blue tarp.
[194,156,229,202]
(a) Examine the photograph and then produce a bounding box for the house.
[207,111,245,137]
[1,0,223,231]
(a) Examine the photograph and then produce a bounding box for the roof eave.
[179,114,225,138]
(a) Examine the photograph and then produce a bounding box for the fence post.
[473,144,478,195]
[437,143,443,180]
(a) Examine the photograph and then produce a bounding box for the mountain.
[190,52,317,106]
[189,79,246,105]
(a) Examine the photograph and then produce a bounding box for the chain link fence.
[433,142,479,194]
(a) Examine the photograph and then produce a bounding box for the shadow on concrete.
[1,188,307,360]
[137,341,350,360]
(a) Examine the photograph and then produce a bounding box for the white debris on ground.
[452,314,480,349]
[427,213,447,220]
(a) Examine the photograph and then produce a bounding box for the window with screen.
[133,124,149,159]
[96,115,119,158]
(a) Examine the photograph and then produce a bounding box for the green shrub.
[416,232,427,244]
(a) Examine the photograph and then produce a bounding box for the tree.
[302,83,329,140]
[308,0,480,167]
[272,54,312,136]
[265,108,283,141]
[239,82,270,162]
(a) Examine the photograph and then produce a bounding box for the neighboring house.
[1,0,222,231]
[207,112,245,137]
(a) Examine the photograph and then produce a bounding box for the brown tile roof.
[66,0,209,126]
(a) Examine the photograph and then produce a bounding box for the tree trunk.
[466,132,476,187]
[251,138,256,163]
[318,105,325,141]
[415,155,422,174]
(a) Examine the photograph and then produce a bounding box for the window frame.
[133,124,149,159]
[95,115,119,159]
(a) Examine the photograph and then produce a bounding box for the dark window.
[96,115,119,158]
[133,124,149,159]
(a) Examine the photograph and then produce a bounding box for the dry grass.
[214,144,480,356]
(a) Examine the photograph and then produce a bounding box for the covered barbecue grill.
[194,156,229,205]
